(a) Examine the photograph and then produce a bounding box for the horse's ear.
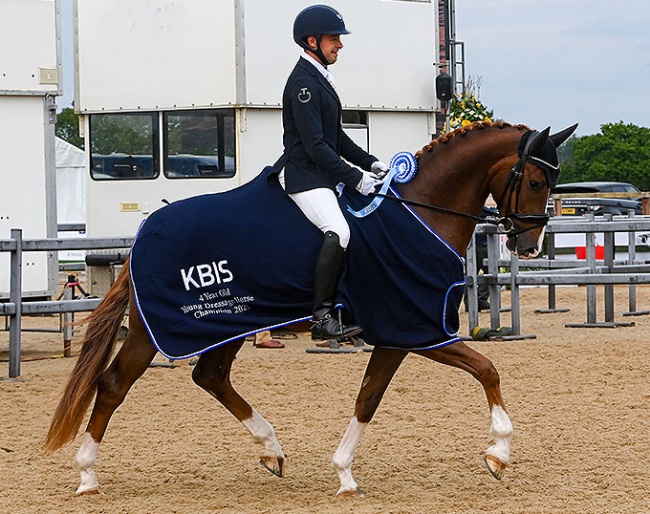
[527,126,550,156]
[549,123,579,148]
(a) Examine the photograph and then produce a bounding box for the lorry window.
[89,112,159,180]
[342,110,368,128]
[163,109,236,179]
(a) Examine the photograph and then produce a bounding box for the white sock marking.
[486,405,513,463]
[332,417,367,495]
[242,410,284,459]
[74,432,100,494]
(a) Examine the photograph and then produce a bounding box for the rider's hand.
[356,171,382,196]
[371,161,390,178]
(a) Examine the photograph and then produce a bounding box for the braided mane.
[414,121,530,160]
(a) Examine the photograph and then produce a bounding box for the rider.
[270,5,389,341]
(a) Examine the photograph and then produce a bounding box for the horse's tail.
[44,257,132,454]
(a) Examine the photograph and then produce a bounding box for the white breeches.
[279,171,350,248]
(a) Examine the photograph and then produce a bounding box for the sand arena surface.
[1,285,649,513]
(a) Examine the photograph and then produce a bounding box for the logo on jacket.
[298,88,312,103]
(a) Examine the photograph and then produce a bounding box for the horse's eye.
[528,180,544,192]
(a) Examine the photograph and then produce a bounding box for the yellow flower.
[461,119,471,127]
[484,116,491,122]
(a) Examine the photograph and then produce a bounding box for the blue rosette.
[389,151,417,184]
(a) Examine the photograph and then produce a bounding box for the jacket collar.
[296,57,340,103]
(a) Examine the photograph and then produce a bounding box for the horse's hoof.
[336,486,366,498]
[483,454,506,480]
[76,485,101,496]
[260,455,284,477]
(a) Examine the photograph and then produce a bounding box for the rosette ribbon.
[346,151,417,218]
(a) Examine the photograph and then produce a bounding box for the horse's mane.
[414,121,530,160]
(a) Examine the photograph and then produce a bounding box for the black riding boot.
[310,231,362,341]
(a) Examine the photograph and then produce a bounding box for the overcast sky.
[58,0,650,137]
[454,0,650,136]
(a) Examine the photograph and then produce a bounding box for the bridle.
[371,129,557,240]
[495,128,558,238]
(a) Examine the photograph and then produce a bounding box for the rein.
[368,129,560,238]
[372,193,498,224]
[370,192,534,236]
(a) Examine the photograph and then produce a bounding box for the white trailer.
[0,0,61,299]
[76,0,448,246]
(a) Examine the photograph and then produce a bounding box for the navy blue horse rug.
[130,168,466,359]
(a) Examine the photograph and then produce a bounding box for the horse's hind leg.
[191,341,286,477]
[415,341,512,480]
[332,347,408,496]
[75,312,157,494]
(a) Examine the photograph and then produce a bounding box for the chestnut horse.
[45,121,577,497]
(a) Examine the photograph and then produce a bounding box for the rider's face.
[319,34,343,65]
[307,34,344,65]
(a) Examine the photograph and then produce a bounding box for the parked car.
[547,181,642,216]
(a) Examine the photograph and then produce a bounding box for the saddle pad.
[130,168,466,359]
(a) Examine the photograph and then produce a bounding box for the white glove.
[356,171,382,196]
[371,161,390,178]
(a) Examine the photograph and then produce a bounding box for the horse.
[45,120,577,497]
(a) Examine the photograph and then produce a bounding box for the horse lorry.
[0,0,61,300]
[73,0,456,294]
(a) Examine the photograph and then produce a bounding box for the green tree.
[55,107,84,149]
[566,122,650,190]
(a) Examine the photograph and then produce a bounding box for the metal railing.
[1,229,133,378]
[465,213,650,336]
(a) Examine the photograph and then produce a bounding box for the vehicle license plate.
[561,207,576,215]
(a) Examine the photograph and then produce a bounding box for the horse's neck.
[397,133,511,255]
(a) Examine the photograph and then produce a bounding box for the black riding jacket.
[270,57,377,193]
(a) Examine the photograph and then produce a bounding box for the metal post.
[603,215,615,322]
[510,252,520,335]
[466,235,479,333]
[585,218,597,324]
[547,231,557,310]
[620,210,649,317]
[535,231,569,314]
[9,229,23,378]
[628,211,637,313]
[486,231,501,329]
[63,277,74,357]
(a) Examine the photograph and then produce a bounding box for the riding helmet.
[293,5,350,50]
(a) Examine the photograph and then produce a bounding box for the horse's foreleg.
[416,341,513,479]
[332,347,407,496]
[192,341,285,477]
[75,314,157,494]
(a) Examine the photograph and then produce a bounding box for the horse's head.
[492,123,578,258]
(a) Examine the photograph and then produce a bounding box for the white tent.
[56,137,86,261]
[55,136,85,225]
